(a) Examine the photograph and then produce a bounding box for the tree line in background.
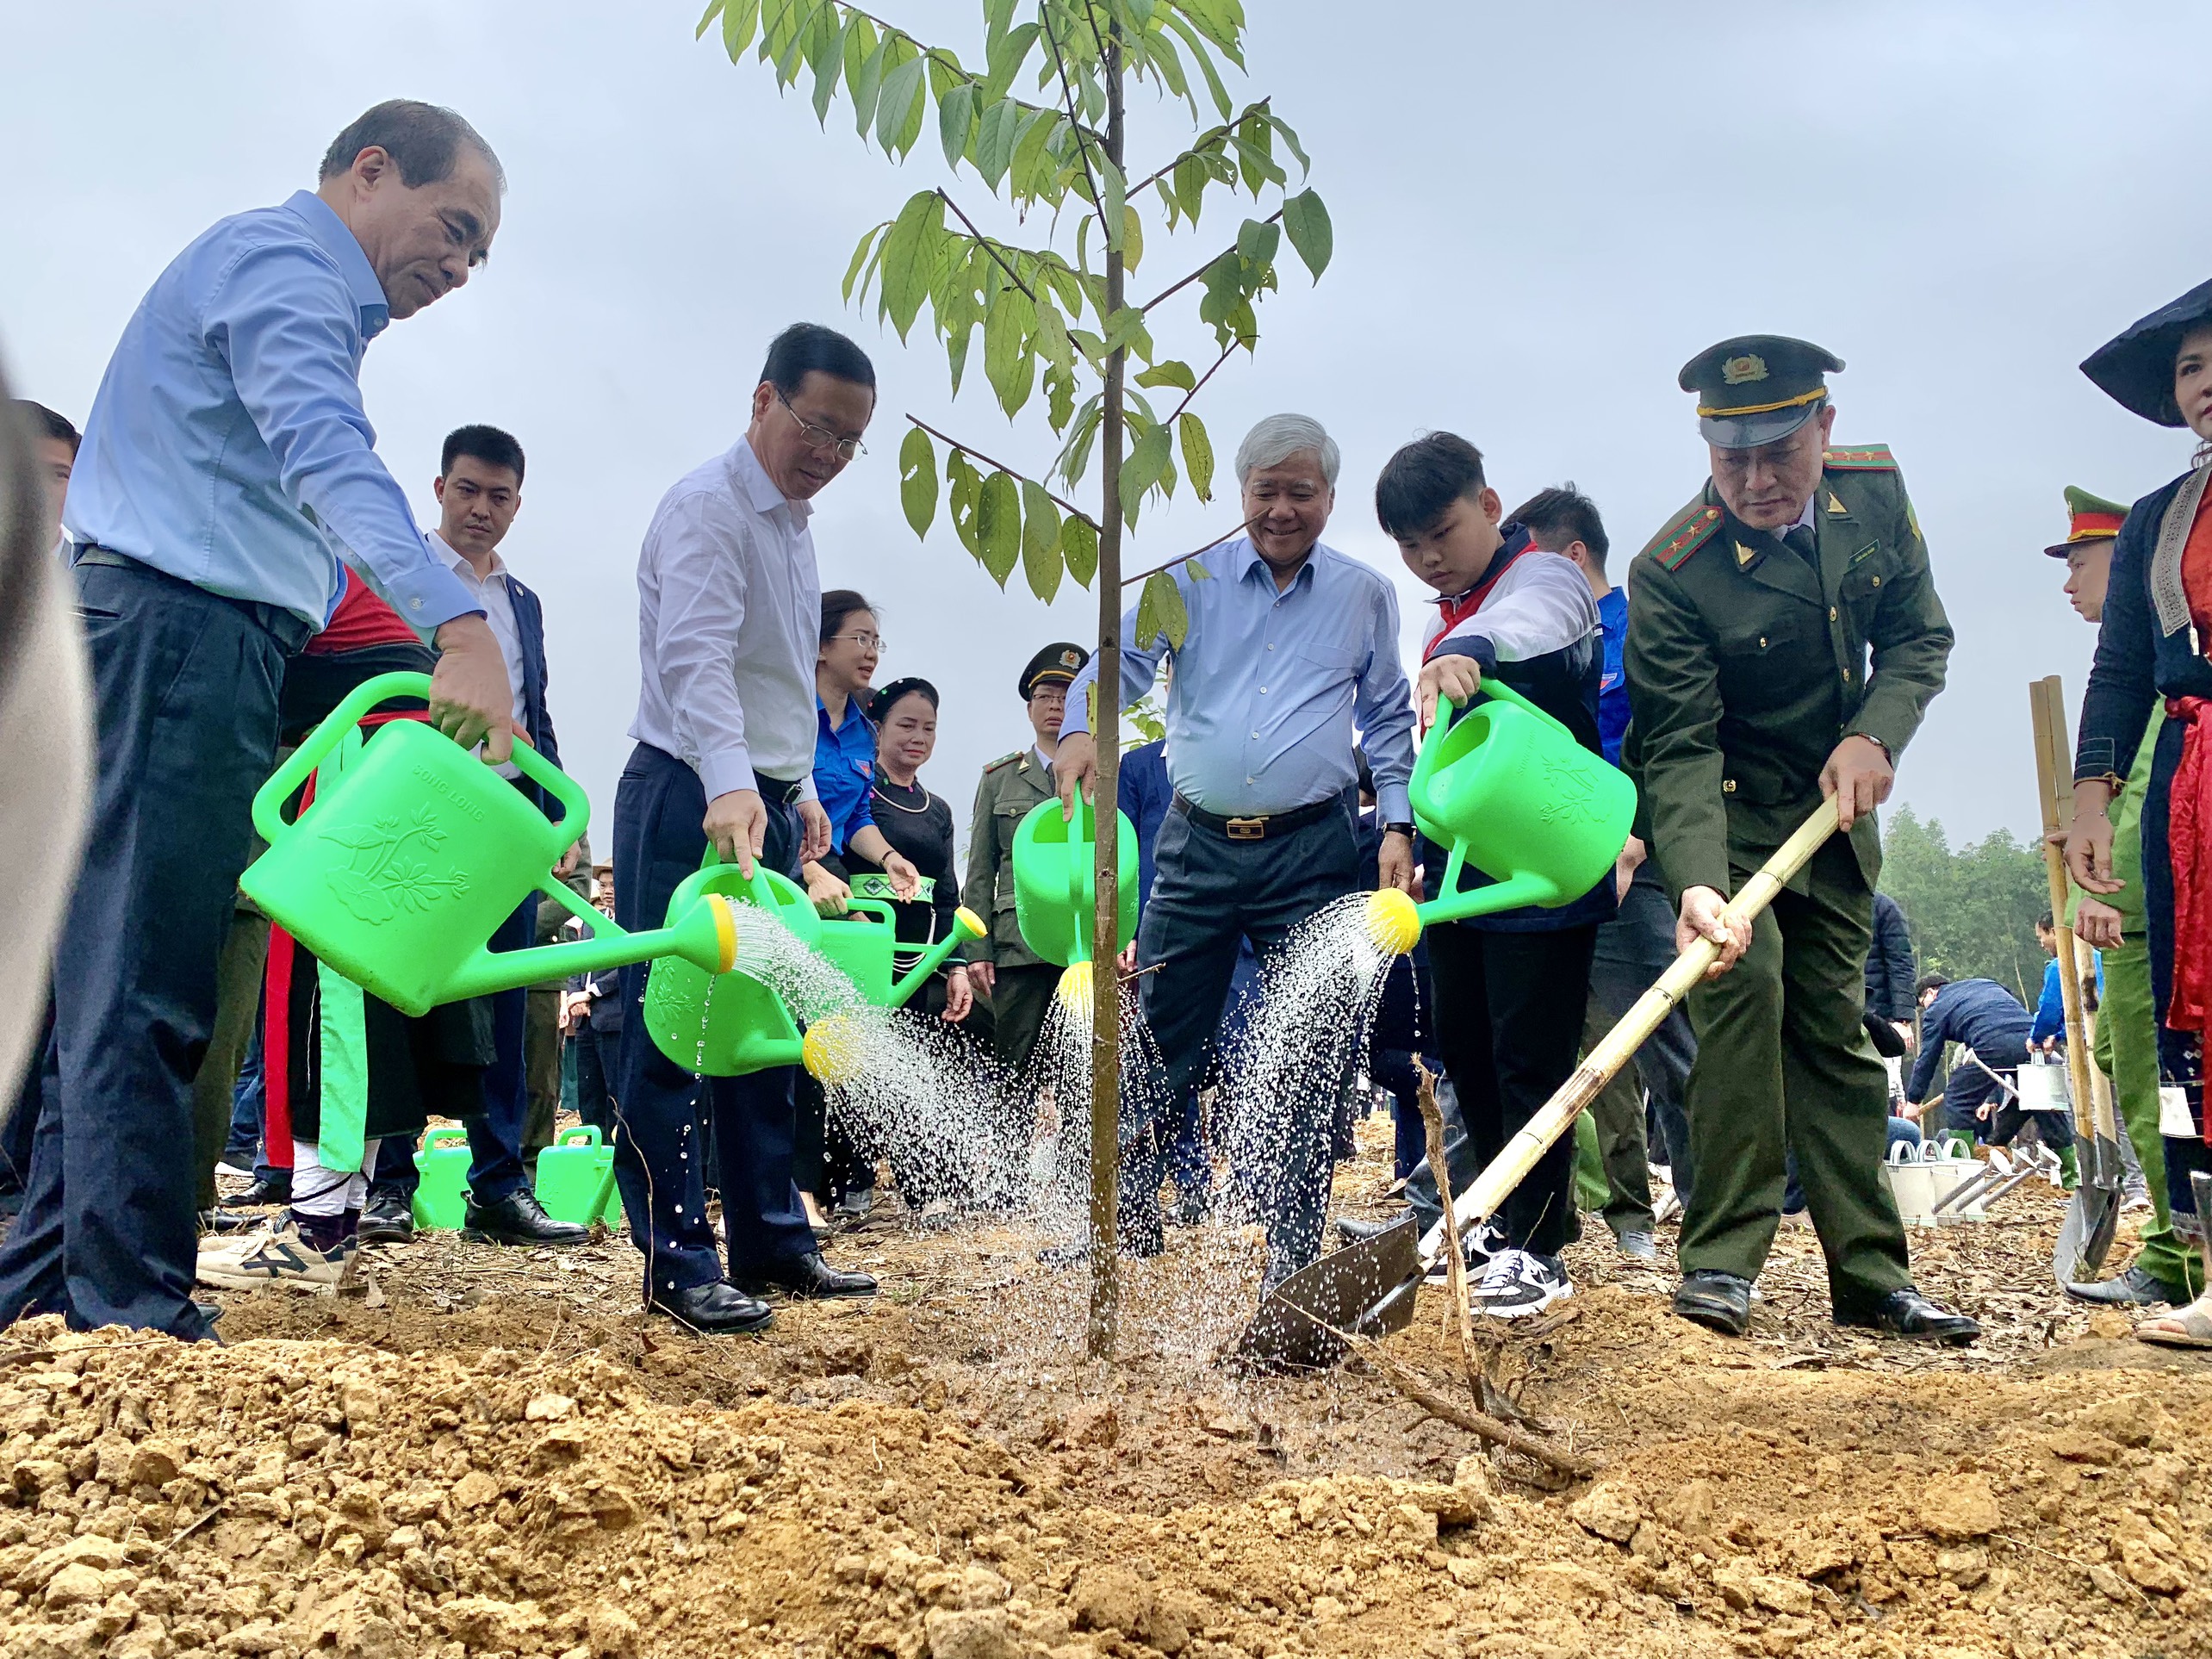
[1880,805,2049,1007]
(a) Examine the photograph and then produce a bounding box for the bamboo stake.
[1331,1327,1598,1481]
[2029,678,2097,1150]
[1415,1064,1476,1358]
[1439,798,1843,1240]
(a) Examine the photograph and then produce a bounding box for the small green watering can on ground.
[533,1125,624,1227]
[1010,797,1137,1016]
[1364,680,1635,955]
[641,850,984,1082]
[240,672,738,1018]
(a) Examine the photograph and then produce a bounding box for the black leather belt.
[755,774,807,806]
[1173,792,1336,841]
[74,544,314,654]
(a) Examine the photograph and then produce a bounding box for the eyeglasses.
[777,390,867,461]
[828,631,885,652]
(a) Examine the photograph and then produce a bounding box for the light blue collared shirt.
[61,190,482,632]
[1061,537,1415,823]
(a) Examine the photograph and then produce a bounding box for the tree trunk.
[1086,28,1127,1361]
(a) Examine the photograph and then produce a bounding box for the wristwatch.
[1382,822,1415,838]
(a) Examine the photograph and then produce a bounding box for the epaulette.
[1824,444,1898,472]
[982,751,1022,774]
[1643,503,1723,572]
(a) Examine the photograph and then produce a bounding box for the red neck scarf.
[1425,536,1530,663]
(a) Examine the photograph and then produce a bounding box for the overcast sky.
[5,1,2209,865]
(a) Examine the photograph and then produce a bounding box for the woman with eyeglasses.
[795,590,920,1229]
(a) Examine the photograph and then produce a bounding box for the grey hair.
[1235,413,1340,488]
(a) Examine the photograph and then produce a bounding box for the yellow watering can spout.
[1364,889,1422,958]
[1055,960,1096,1016]
[802,1011,867,1084]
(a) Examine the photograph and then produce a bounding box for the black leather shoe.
[647,1278,776,1334]
[1834,1286,1981,1346]
[735,1251,878,1299]
[357,1190,415,1246]
[1672,1271,1754,1337]
[221,1177,290,1209]
[463,1189,589,1247]
[2064,1264,2183,1308]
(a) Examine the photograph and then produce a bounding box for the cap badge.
[1721,354,1768,386]
[1060,649,1081,669]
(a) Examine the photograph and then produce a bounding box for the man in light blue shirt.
[0,102,515,1343]
[1056,413,1417,1283]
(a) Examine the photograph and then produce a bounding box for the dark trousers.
[1135,794,1362,1283]
[1679,838,1911,1303]
[574,1028,617,1138]
[1427,923,1599,1258]
[523,985,563,1182]
[190,907,269,1212]
[1589,865,1697,1208]
[613,743,814,1296]
[0,561,299,1339]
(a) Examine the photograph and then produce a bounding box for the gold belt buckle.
[1225,816,1265,841]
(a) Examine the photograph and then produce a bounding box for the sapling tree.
[699,0,1330,1355]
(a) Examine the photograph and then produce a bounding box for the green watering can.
[411,1126,472,1230]
[240,672,738,1019]
[641,850,984,1082]
[1365,681,1635,954]
[533,1125,623,1227]
[1010,796,1137,1015]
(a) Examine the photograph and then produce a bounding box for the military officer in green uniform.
[964,643,1090,1080]
[1624,335,1979,1345]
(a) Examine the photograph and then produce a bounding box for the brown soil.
[3,1125,2208,1659]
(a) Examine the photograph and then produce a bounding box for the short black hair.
[14,401,78,457]
[870,677,939,723]
[320,99,504,191]
[821,588,875,643]
[1916,972,1949,999]
[2036,910,2055,932]
[1511,483,1610,572]
[1374,432,1486,540]
[761,323,876,400]
[440,425,525,485]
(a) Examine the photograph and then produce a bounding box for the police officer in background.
[964,643,1090,1082]
[1624,335,1979,1345]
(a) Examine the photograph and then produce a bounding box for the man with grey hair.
[1057,413,1417,1285]
[0,100,513,1342]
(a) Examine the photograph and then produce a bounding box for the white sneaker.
[1426,1219,1506,1282]
[1468,1248,1573,1319]
[196,1223,356,1292]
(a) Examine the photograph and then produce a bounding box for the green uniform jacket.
[962,747,1055,971]
[1623,446,1953,898]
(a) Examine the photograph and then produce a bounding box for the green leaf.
[1268,112,1312,177]
[1236,216,1281,269]
[1135,570,1187,650]
[1134,359,1196,392]
[978,470,1022,587]
[1061,514,1098,587]
[848,29,889,134]
[1282,189,1332,281]
[1159,9,1233,115]
[1044,361,1076,432]
[948,450,985,558]
[1020,481,1063,602]
[878,190,942,339]
[1103,307,1149,358]
[1120,421,1172,523]
[1032,300,1073,371]
[1010,109,1058,202]
[718,0,761,59]
[984,21,1040,102]
[972,98,1023,190]
[874,51,925,154]
[1102,158,1128,252]
[1121,203,1145,272]
[806,5,843,124]
[983,289,1035,417]
[1177,413,1215,502]
[898,427,937,538]
[841,224,883,302]
[936,81,978,169]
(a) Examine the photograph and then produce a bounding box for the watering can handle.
[697,843,802,910]
[1407,680,1583,840]
[556,1125,604,1148]
[251,670,590,849]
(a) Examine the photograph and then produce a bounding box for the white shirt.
[432,531,529,780]
[630,438,821,803]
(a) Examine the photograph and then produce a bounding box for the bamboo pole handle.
[1438,798,1843,1240]
[2029,677,2098,1144]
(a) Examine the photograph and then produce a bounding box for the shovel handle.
[1435,796,1842,1245]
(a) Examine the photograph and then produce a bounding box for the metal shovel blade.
[1235,1216,1421,1370]
[2054,1161,2121,1287]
